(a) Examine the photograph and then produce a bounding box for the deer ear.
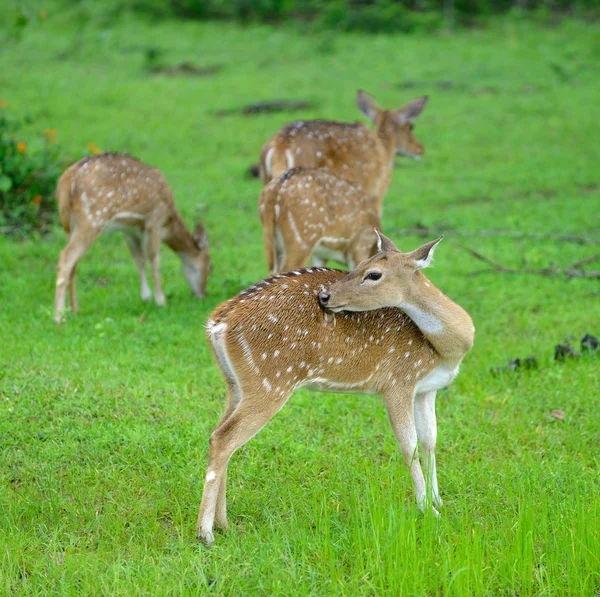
[375,229,399,253]
[394,95,428,125]
[357,90,380,123]
[194,224,209,250]
[408,236,443,269]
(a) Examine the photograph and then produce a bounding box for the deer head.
[357,90,428,159]
[319,232,443,312]
[181,224,211,298]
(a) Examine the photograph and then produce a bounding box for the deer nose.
[318,291,330,306]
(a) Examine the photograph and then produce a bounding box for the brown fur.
[196,235,474,546]
[54,153,211,322]
[259,91,428,202]
[258,167,380,273]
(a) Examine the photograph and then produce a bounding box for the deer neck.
[374,112,398,164]
[164,213,198,257]
[397,273,474,365]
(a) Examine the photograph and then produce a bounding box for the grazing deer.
[259,90,428,204]
[259,166,380,273]
[54,153,211,323]
[197,233,474,546]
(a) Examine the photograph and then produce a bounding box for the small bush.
[0,104,68,236]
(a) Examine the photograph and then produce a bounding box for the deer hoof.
[197,528,214,548]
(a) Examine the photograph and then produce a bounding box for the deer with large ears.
[259,91,428,205]
[54,153,211,323]
[197,232,474,546]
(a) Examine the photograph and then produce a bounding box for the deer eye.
[365,272,382,281]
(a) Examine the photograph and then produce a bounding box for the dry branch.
[459,245,600,279]
[394,225,599,246]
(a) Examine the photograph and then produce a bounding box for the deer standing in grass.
[259,166,381,273]
[197,232,474,546]
[54,153,211,323]
[259,90,428,204]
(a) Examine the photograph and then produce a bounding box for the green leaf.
[0,175,12,192]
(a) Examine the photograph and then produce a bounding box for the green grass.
[1,5,600,595]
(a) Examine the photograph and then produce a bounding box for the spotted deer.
[259,90,428,204]
[54,153,211,323]
[259,166,380,273]
[197,233,474,546]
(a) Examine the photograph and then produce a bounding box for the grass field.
[1,5,599,595]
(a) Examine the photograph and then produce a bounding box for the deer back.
[58,153,174,233]
[260,167,380,242]
[207,269,438,397]
[260,120,389,199]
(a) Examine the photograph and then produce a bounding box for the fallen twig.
[459,245,600,279]
[393,225,599,246]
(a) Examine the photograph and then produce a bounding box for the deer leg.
[414,390,442,508]
[197,391,291,547]
[55,227,97,323]
[212,379,242,532]
[145,227,166,306]
[382,387,435,514]
[68,264,79,314]
[124,233,151,302]
[280,245,312,272]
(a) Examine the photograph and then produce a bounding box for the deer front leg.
[124,233,151,302]
[414,390,442,508]
[145,227,166,306]
[382,387,436,515]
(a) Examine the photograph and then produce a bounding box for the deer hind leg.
[414,390,442,508]
[277,213,312,271]
[144,227,166,306]
[124,233,151,302]
[207,322,243,533]
[382,387,435,515]
[68,264,79,314]
[197,391,292,547]
[54,226,98,323]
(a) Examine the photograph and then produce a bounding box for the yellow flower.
[17,141,27,153]
[44,129,58,137]
[32,195,43,205]
[87,142,101,155]
[0,100,7,108]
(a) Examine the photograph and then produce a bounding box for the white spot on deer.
[265,147,275,177]
[263,378,272,392]
[262,353,267,360]
[274,350,280,357]
[285,149,294,169]
[405,352,410,358]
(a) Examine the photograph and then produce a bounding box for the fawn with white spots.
[54,153,211,322]
[259,90,428,203]
[259,166,380,273]
[197,232,474,546]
